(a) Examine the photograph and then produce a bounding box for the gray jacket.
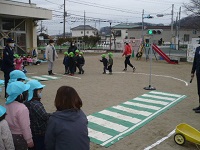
[45,45,58,62]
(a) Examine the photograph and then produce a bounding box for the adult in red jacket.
[122,43,136,72]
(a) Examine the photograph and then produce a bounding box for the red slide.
[152,44,178,64]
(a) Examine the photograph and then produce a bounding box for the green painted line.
[88,91,187,147]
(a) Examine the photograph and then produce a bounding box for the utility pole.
[171,4,174,43]
[109,22,112,50]
[142,9,144,44]
[29,0,31,4]
[178,7,181,50]
[41,21,43,33]
[84,11,86,37]
[63,0,66,38]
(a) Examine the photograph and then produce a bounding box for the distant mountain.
[177,15,200,30]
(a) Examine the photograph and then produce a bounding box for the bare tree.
[183,0,200,16]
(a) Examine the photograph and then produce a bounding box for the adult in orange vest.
[122,42,136,72]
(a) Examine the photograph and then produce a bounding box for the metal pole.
[142,9,144,43]
[110,22,112,50]
[63,0,66,38]
[178,7,181,50]
[29,0,31,4]
[171,4,174,44]
[84,11,86,37]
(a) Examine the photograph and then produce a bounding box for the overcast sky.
[17,0,190,35]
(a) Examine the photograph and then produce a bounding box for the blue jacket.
[1,45,14,72]
[45,109,90,150]
[192,46,200,74]
[63,56,69,66]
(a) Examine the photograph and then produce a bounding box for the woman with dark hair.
[45,86,90,150]
[0,105,14,150]
[68,42,77,54]
[24,80,49,150]
[5,81,34,150]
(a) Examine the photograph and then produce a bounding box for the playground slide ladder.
[152,44,178,64]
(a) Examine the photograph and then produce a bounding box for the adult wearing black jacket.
[191,46,200,113]
[1,38,15,98]
[68,42,77,54]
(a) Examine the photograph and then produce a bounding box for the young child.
[14,54,23,70]
[107,52,113,75]
[77,52,85,74]
[100,54,108,74]
[32,55,41,65]
[74,49,80,73]
[27,55,33,65]
[63,52,69,74]
[5,81,34,150]
[24,80,50,150]
[22,55,28,66]
[0,105,15,150]
[68,52,75,76]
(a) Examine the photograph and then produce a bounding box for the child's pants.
[108,65,112,73]
[12,134,27,150]
[103,66,107,73]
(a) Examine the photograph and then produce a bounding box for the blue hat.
[6,81,30,105]
[9,70,27,83]
[0,105,6,117]
[6,38,14,43]
[27,80,45,101]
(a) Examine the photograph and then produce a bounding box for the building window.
[184,34,189,42]
[87,31,89,34]
[193,30,197,34]
[81,31,83,34]
[15,19,25,31]
[2,19,14,30]
[2,19,25,31]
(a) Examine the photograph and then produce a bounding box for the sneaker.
[133,67,136,72]
[102,72,106,74]
[123,68,127,71]
[195,109,200,113]
[193,106,200,111]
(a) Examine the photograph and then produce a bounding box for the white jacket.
[0,120,14,150]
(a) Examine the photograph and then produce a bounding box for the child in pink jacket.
[5,81,34,150]
[14,54,23,70]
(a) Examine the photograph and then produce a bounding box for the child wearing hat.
[8,70,27,84]
[77,52,85,74]
[5,81,34,150]
[107,52,113,75]
[14,54,23,70]
[68,52,75,76]
[63,52,69,74]
[0,105,15,150]
[100,54,108,74]
[24,80,49,150]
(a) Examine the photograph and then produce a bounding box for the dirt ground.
[0,52,199,150]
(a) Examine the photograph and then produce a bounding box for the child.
[45,86,89,150]
[68,52,75,76]
[5,81,34,150]
[63,52,69,74]
[24,80,50,150]
[77,52,85,74]
[107,52,113,75]
[100,54,108,74]
[14,54,23,70]
[74,49,80,73]
[32,55,41,65]
[0,105,15,150]
[22,55,28,66]
[27,55,33,65]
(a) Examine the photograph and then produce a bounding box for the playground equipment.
[152,44,178,64]
[174,123,200,148]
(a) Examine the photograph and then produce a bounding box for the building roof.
[0,0,52,20]
[71,25,98,31]
[112,23,140,29]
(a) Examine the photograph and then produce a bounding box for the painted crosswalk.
[28,75,61,81]
[87,91,186,147]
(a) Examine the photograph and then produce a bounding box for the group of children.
[63,50,85,76]
[14,54,41,73]
[0,69,89,150]
[100,52,113,75]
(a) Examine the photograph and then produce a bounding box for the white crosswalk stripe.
[142,94,175,101]
[124,101,161,110]
[88,128,112,142]
[133,97,169,106]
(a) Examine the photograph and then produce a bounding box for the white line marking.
[42,75,59,79]
[133,73,188,86]
[133,97,169,106]
[87,116,128,132]
[144,130,175,150]
[88,128,112,142]
[101,95,186,146]
[149,91,181,97]
[99,110,141,124]
[31,76,48,81]
[112,105,152,117]
[124,101,161,110]
[142,94,175,101]
[66,76,81,79]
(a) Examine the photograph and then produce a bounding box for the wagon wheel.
[174,133,186,145]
